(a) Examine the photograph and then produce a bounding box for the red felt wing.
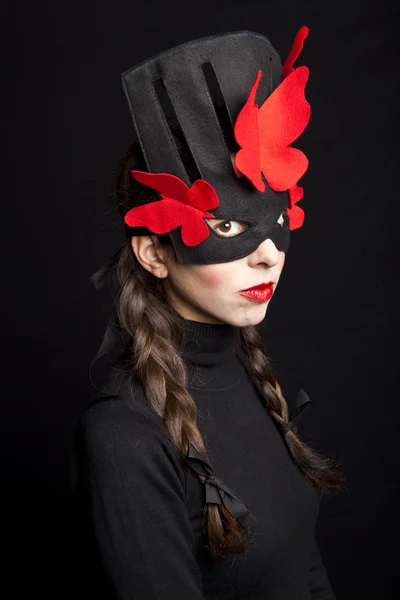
[124,198,216,246]
[186,180,221,212]
[287,184,305,230]
[131,170,191,205]
[258,66,310,191]
[234,67,310,193]
[282,26,309,80]
[233,71,263,191]
[130,170,220,212]
[125,170,220,247]
[234,27,310,230]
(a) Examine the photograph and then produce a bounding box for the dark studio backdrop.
[3,0,399,598]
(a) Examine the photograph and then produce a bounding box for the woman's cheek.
[199,266,231,290]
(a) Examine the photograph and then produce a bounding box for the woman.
[72,26,344,599]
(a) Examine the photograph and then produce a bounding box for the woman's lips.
[239,282,274,303]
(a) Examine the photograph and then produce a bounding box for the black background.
[3,0,399,598]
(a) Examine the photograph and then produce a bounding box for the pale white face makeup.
[130,213,286,327]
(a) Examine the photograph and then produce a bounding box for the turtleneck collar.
[175,313,245,391]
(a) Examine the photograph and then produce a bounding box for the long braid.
[114,241,252,561]
[241,326,344,493]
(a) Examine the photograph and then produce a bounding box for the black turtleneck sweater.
[71,316,336,600]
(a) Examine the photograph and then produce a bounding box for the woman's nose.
[252,237,281,267]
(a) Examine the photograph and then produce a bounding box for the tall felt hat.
[89,26,311,388]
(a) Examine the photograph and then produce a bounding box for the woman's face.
[155,215,286,327]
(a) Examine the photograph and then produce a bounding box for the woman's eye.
[206,219,249,237]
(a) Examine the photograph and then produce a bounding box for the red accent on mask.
[282,26,309,230]
[287,184,305,230]
[233,27,311,231]
[282,26,310,81]
[234,67,310,193]
[124,170,220,247]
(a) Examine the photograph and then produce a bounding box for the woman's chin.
[227,302,270,328]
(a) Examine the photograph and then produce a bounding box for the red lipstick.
[239,282,274,303]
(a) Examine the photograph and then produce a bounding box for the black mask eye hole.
[278,211,289,228]
[205,219,250,238]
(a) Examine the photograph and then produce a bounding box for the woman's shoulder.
[76,361,177,451]
[79,370,164,440]
[73,371,187,485]
[71,386,189,504]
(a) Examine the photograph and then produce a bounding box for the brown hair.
[107,129,344,562]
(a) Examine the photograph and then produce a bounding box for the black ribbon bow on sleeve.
[89,245,124,292]
[185,443,258,528]
[278,389,312,435]
[87,247,131,396]
[235,348,312,438]
[278,390,311,435]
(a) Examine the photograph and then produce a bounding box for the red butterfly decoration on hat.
[124,27,310,243]
[234,26,311,230]
[124,170,219,246]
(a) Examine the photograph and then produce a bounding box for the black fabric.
[185,441,258,528]
[71,316,335,599]
[121,31,292,264]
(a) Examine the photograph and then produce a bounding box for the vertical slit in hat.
[201,62,238,154]
[152,79,202,183]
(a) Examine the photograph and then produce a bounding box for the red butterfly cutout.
[124,170,220,247]
[282,25,309,81]
[283,26,309,230]
[287,184,305,230]
[234,26,310,231]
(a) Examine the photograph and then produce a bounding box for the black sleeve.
[74,401,204,600]
[308,533,336,600]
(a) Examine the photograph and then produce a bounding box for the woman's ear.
[130,236,168,278]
